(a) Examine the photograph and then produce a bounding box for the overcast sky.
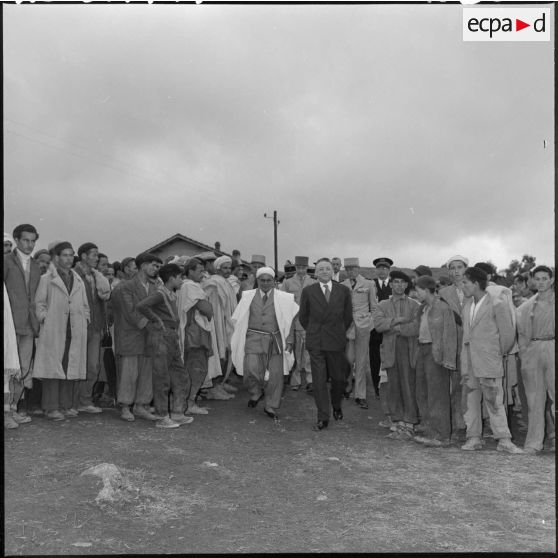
[3,3,554,271]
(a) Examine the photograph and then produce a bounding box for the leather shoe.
[333,409,343,421]
[312,420,328,431]
[247,393,264,408]
[264,408,278,420]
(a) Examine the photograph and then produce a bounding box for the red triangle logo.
[516,19,530,32]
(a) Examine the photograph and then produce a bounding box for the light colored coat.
[33,267,90,380]
[203,274,237,359]
[342,274,377,336]
[461,293,515,379]
[231,289,298,376]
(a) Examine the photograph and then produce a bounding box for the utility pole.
[264,210,279,277]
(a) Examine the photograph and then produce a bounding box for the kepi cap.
[344,258,359,268]
[251,254,266,265]
[294,256,309,266]
[373,257,393,268]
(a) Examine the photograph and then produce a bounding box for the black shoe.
[333,409,343,421]
[247,393,264,408]
[305,383,313,394]
[358,399,368,410]
[312,420,329,431]
[264,408,279,420]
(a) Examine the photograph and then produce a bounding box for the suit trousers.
[415,344,451,441]
[521,340,555,451]
[152,332,190,416]
[41,378,79,412]
[184,348,209,406]
[462,374,511,440]
[290,330,312,387]
[385,337,417,425]
[368,330,382,394]
[78,329,102,406]
[10,334,34,411]
[117,355,153,406]
[243,352,284,412]
[345,327,371,400]
[309,349,348,422]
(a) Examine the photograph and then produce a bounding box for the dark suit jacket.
[299,282,353,352]
[374,278,392,302]
[4,250,42,336]
[112,276,158,356]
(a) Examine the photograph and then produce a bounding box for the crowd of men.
[3,224,555,455]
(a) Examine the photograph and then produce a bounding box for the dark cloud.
[3,4,554,269]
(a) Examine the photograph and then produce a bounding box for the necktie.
[324,284,331,302]
[351,279,356,290]
[262,292,268,304]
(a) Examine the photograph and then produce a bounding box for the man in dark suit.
[369,257,393,398]
[299,258,353,430]
[4,224,42,426]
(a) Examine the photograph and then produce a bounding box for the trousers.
[346,326,372,400]
[415,344,451,441]
[385,337,417,424]
[184,348,209,405]
[463,374,511,440]
[117,354,153,406]
[521,340,555,451]
[78,329,102,406]
[309,349,348,422]
[290,330,312,387]
[244,352,284,412]
[41,378,79,412]
[152,331,190,416]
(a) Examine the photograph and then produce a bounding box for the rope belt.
[247,328,282,369]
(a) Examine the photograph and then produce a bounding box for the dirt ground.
[4,376,556,555]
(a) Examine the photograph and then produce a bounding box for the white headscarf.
[214,255,232,270]
[256,266,275,278]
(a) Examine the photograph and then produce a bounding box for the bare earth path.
[4,377,556,555]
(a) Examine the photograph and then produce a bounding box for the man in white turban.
[202,255,238,399]
[231,267,298,420]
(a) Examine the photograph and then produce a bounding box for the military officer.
[342,258,377,409]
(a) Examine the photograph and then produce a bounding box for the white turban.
[446,255,469,267]
[214,255,232,269]
[4,233,14,245]
[256,266,275,279]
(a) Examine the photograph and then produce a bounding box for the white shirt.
[320,281,333,296]
[332,272,340,282]
[16,248,31,269]
[377,279,388,289]
[469,294,488,325]
[259,289,272,301]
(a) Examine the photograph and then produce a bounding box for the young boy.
[136,264,193,429]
